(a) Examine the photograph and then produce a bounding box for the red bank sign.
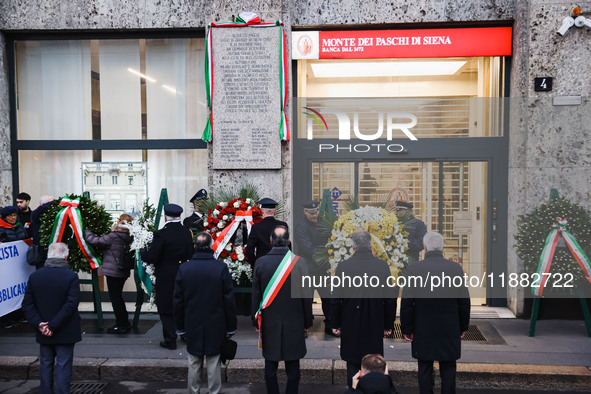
[292,27,512,59]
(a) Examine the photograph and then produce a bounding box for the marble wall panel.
[0,32,12,207]
[291,0,360,26]
[359,0,445,24]
[445,0,515,22]
[204,0,285,25]
[143,0,206,28]
[526,2,591,96]
[0,171,12,207]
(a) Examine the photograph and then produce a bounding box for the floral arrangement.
[126,201,157,299]
[515,196,591,293]
[205,197,264,287]
[326,206,409,277]
[39,194,112,273]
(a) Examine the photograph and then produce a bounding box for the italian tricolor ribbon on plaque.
[533,218,591,296]
[202,12,290,142]
[49,197,102,269]
[255,250,299,348]
[212,209,254,259]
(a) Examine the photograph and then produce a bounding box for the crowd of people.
[5,190,470,394]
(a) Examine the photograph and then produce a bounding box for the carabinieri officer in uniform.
[245,198,288,269]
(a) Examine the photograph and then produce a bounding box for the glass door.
[312,160,488,305]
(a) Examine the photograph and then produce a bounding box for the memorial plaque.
[211,27,282,169]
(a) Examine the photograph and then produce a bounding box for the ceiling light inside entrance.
[311,61,467,77]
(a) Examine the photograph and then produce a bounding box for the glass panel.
[99,40,142,139]
[19,149,208,220]
[296,97,503,139]
[439,161,488,302]
[15,41,92,140]
[311,162,354,217]
[14,38,207,140]
[297,56,504,138]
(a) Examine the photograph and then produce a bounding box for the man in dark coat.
[400,232,471,394]
[173,232,237,394]
[395,201,427,264]
[245,198,288,269]
[21,242,81,394]
[252,226,313,394]
[294,200,332,335]
[141,203,194,350]
[183,189,208,235]
[331,230,397,389]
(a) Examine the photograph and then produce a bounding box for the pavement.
[1,304,591,392]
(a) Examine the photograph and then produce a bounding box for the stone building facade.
[1,0,590,317]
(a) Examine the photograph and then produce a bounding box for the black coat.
[245,217,288,268]
[251,246,313,361]
[85,226,133,278]
[294,216,328,275]
[331,250,397,365]
[141,221,194,314]
[30,201,54,268]
[346,372,399,394]
[403,216,427,263]
[21,260,82,345]
[173,249,237,357]
[0,219,27,243]
[400,250,471,361]
[183,212,204,234]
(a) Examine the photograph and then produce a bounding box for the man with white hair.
[400,232,471,394]
[22,242,81,394]
[141,203,194,350]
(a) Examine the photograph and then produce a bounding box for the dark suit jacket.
[251,246,313,361]
[400,250,471,361]
[331,250,397,365]
[141,221,194,314]
[173,249,237,357]
[245,217,288,268]
[21,261,82,345]
[183,212,204,233]
[294,216,328,275]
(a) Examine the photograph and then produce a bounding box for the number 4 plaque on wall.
[534,77,553,92]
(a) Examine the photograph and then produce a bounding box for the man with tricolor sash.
[245,198,288,269]
[252,226,313,394]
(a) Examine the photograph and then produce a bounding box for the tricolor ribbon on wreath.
[201,12,290,142]
[49,197,102,269]
[212,209,255,259]
[533,218,591,296]
[254,250,299,349]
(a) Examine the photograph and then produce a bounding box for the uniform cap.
[395,201,413,209]
[190,189,208,203]
[259,198,278,209]
[164,203,183,216]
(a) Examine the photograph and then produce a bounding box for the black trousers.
[106,276,129,328]
[346,361,361,389]
[418,360,457,394]
[159,312,176,344]
[264,359,300,394]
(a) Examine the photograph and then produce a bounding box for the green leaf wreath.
[39,194,113,273]
[514,197,591,293]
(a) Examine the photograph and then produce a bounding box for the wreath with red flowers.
[204,197,264,286]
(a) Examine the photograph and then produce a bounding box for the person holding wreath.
[85,213,134,334]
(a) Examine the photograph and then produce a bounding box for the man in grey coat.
[252,226,313,394]
[173,232,237,394]
[400,232,471,394]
